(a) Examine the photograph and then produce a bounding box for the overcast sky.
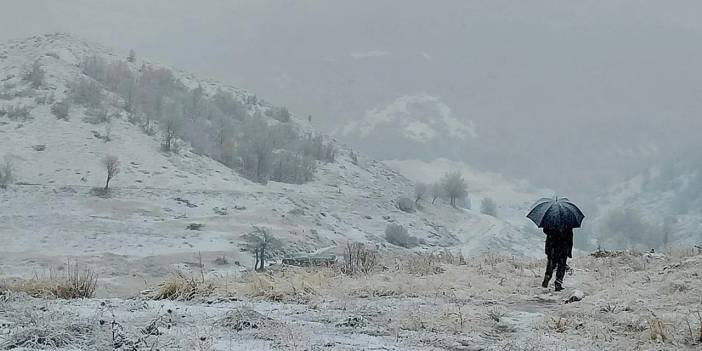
[3,0,702,196]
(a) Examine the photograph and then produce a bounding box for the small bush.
[24,61,45,88]
[6,264,97,299]
[350,151,359,165]
[3,104,31,121]
[649,319,667,341]
[34,92,54,105]
[271,107,291,122]
[70,78,103,108]
[0,311,97,349]
[83,107,110,124]
[0,157,14,189]
[397,197,415,213]
[487,307,507,322]
[51,100,71,120]
[186,223,204,230]
[342,242,379,275]
[480,197,498,217]
[151,271,214,300]
[385,224,419,248]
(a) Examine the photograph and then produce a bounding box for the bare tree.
[431,182,443,204]
[102,155,120,191]
[441,172,468,207]
[160,106,182,152]
[243,226,281,271]
[414,182,428,205]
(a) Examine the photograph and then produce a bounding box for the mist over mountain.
[3,1,702,199]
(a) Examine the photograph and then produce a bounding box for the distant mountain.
[335,94,476,160]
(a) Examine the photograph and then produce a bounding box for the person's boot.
[554,280,564,292]
[541,275,551,288]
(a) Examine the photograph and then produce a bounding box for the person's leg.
[542,256,554,288]
[554,256,567,291]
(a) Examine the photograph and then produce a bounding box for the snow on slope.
[595,162,702,247]
[384,158,551,227]
[0,34,542,295]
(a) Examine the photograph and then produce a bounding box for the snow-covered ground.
[2,250,701,350]
[383,158,551,228]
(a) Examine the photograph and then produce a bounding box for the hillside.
[0,34,543,296]
[594,158,702,249]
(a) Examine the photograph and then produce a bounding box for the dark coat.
[543,227,573,258]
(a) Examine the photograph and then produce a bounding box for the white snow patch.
[350,50,390,59]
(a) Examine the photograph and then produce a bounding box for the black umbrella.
[527,197,585,229]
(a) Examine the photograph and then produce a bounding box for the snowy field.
[1,250,701,350]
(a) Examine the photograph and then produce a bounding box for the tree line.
[72,54,335,185]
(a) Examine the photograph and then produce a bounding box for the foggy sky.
[3,0,702,197]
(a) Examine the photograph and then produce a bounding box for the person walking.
[527,197,584,292]
[541,226,573,291]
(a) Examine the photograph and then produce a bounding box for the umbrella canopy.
[527,197,585,229]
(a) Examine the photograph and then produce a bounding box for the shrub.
[414,183,428,204]
[350,151,359,165]
[270,152,316,184]
[480,197,498,217]
[6,264,97,299]
[0,310,97,349]
[150,271,214,300]
[271,106,291,122]
[71,78,103,108]
[431,182,443,204]
[397,197,415,213]
[24,61,45,88]
[34,92,54,105]
[0,157,14,189]
[186,223,204,230]
[51,100,71,120]
[342,242,379,274]
[385,223,419,248]
[3,104,31,121]
[211,89,246,119]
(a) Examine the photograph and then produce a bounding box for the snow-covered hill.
[383,158,551,228]
[594,158,702,249]
[0,34,542,296]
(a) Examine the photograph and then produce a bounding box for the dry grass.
[0,301,107,350]
[487,306,507,322]
[341,242,380,275]
[649,319,667,341]
[3,264,97,299]
[150,271,214,301]
[239,249,535,302]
